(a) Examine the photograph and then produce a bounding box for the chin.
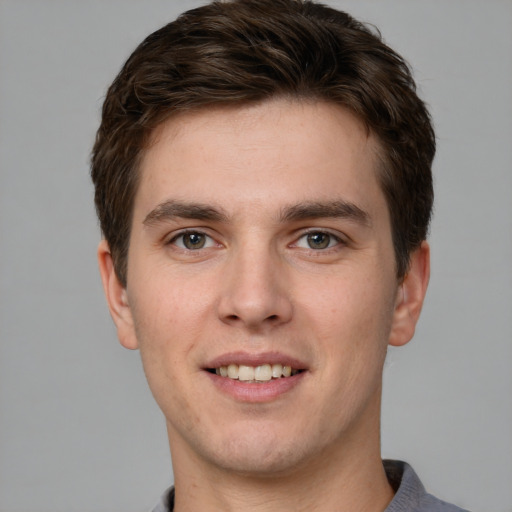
[194,424,323,477]
[213,447,309,477]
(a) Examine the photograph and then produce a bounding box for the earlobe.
[97,240,139,350]
[388,241,430,347]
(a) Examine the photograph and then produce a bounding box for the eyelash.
[167,230,217,250]
[293,230,345,251]
[166,229,346,253]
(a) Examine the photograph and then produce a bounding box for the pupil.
[184,233,205,249]
[308,232,329,249]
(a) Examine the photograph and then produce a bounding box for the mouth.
[206,363,304,382]
[203,354,308,401]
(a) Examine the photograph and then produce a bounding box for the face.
[99,99,429,478]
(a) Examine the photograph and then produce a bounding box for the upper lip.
[204,351,308,370]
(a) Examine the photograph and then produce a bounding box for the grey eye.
[174,232,212,250]
[185,233,205,249]
[306,232,331,249]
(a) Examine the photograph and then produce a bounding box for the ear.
[388,241,430,347]
[97,240,139,350]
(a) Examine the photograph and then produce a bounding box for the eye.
[171,231,215,250]
[295,231,340,250]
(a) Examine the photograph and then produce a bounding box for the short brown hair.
[91,0,435,286]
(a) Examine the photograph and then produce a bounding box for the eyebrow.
[280,200,371,226]
[143,200,228,226]
[143,199,371,228]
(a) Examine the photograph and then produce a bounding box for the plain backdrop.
[1,1,511,511]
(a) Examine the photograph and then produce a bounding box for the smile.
[211,364,302,382]
[204,355,308,401]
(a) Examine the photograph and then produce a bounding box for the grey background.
[1,1,511,511]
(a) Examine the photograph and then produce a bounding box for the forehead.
[136,99,385,219]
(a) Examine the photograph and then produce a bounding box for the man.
[91,1,468,510]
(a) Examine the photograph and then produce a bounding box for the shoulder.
[150,486,174,512]
[384,460,471,512]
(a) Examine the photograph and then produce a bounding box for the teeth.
[214,363,298,381]
[238,365,254,381]
[254,364,272,381]
[271,364,283,378]
[227,364,239,379]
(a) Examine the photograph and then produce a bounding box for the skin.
[98,99,430,512]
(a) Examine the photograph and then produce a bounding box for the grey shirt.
[151,460,470,512]
[383,460,470,512]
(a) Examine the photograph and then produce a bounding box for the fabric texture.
[382,460,470,512]
[151,460,470,512]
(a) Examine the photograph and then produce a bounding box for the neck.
[175,452,392,512]
[169,398,394,512]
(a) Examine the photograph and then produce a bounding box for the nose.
[217,244,293,331]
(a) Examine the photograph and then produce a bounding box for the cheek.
[303,270,398,396]
[126,279,198,379]
[129,267,214,338]
[309,272,396,337]
[130,293,206,429]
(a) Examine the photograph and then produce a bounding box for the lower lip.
[205,371,306,403]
